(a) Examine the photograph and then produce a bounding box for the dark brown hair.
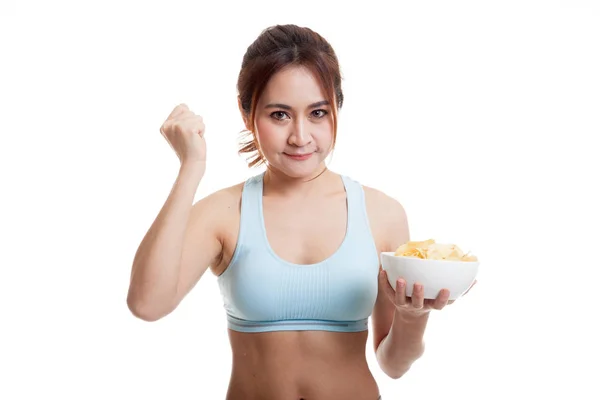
[237,24,344,167]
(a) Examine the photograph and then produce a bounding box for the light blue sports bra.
[217,172,380,333]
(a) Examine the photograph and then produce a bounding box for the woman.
[127,24,468,400]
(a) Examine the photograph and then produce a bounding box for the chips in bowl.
[394,239,478,262]
[381,239,479,300]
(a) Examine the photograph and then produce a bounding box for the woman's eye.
[312,109,328,118]
[271,111,288,120]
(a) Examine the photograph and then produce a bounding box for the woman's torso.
[210,171,387,400]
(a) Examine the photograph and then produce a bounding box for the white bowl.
[380,252,479,301]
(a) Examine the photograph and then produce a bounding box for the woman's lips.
[284,152,313,161]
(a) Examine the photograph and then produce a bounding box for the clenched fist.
[160,104,206,165]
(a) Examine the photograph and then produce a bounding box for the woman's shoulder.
[348,178,409,250]
[363,185,406,222]
[201,171,264,202]
[191,179,248,220]
[340,174,405,216]
[195,171,268,216]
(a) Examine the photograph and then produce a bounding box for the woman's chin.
[268,156,326,179]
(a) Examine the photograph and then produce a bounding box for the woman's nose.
[288,119,312,146]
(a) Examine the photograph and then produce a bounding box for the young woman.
[127,24,471,400]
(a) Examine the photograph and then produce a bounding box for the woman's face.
[252,65,334,179]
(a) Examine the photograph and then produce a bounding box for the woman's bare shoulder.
[362,185,409,251]
[194,181,245,210]
[362,185,406,220]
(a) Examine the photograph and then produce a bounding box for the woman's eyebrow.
[264,100,329,110]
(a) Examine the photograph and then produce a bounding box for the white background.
[1,0,599,399]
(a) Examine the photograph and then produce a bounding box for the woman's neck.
[263,164,335,198]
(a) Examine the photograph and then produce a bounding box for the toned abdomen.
[225,329,380,400]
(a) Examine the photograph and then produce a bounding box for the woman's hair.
[236,24,344,167]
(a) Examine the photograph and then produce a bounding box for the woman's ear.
[238,96,249,129]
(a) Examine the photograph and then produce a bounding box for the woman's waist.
[227,330,379,399]
[229,328,369,361]
[228,354,378,400]
[226,377,380,400]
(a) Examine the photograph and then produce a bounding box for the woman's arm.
[366,189,429,379]
[374,300,429,379]
[127,161,223,321]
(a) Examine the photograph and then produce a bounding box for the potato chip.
[394,239,477,261]
[428,243,467,260]
[394,239,435,257]
[461,252,478,262]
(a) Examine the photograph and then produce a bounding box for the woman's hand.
[379,269,477,315]
[160,104,207,166]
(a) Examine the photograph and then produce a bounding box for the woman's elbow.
[381,364,411,380]
[126,293,173,322]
